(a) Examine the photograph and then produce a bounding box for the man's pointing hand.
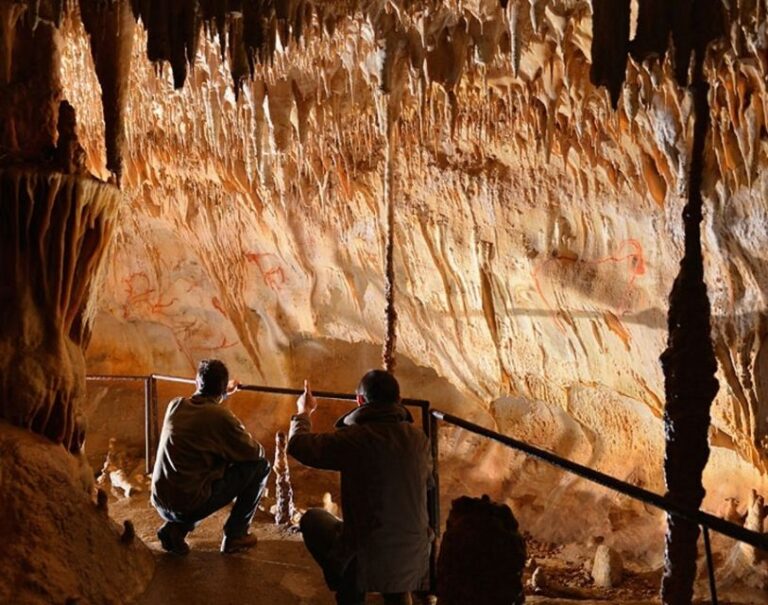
[296,379,317,415]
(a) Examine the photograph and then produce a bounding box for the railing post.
[148,375,159,473]
[702,525,718,605]
[143,376,152,474]
[428,412,441,594]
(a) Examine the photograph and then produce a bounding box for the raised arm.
[287,380,344,471]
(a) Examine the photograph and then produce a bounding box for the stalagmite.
[121,520,136,544]
[437,495,526,605]
[0,3,119,453]
[273,431,296,525]
[740,489,767,564]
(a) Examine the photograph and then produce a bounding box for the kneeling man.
[288,370,432,604]
[151,359,270,555]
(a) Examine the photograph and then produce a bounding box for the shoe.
[220,533,258,554]
[157,523,190,556]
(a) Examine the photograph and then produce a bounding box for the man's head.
[356,370,400,407]
[195,359,229,397]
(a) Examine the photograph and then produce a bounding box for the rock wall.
[58,2,768,558]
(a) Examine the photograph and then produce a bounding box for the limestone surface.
[0,422,154,605]
[49,0,768,567]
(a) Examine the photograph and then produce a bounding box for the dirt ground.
[112,494,336,605]
[108,490,663,605]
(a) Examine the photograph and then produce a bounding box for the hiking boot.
[157,523,190,556]
[220,533,258,554]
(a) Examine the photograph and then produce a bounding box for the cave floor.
[109,494,660,605]
[112,495,333,605]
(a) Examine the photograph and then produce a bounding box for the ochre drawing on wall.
[532,239,647,336]
[121,272,239,365]
[245,251,287,291]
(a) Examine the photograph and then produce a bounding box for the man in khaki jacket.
[288,370,432,605]
[151,359,270,555]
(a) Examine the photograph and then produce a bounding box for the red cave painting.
[532,239,647,333]
[121,272,240,365]
[245,251,287,291]
[121,272,179,320]
[170,317,238,367]
[211,296,227,316]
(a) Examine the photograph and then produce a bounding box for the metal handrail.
[431,409,768,551]
[152,373,430,406]
[86,374,148,381]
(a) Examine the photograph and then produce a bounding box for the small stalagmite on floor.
[272,430,297,525]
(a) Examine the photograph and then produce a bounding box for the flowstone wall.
[57,1,768,564]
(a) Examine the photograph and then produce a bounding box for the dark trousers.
[300,508,410,605]
[157,459,270,539]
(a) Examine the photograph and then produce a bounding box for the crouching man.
[151,359,270,555]
[288,370,432,605]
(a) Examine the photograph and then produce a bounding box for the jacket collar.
[188,394,221,405]
[334,402,414,428]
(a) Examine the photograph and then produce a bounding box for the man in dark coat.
[288,370,432,605]
[151,359,270,555]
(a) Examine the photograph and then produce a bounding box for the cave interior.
[1,0,768,604]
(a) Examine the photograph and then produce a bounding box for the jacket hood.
[334,402,414,428]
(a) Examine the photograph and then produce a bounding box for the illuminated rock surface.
[0,423,154,604]
[58,2,768,553]
[2,1,768,602]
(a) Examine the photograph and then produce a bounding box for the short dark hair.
[357,370,400,406]
[197,359,229,396]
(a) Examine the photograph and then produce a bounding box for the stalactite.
[0,2,61,162]
[670,0,724,86]
[243,0,276,74]
[631,0,671,60]
[589,0,631,109]
[130,0,201,89]
[79,0,135,181]
[508,0,520,78]
[659,2,724,604]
